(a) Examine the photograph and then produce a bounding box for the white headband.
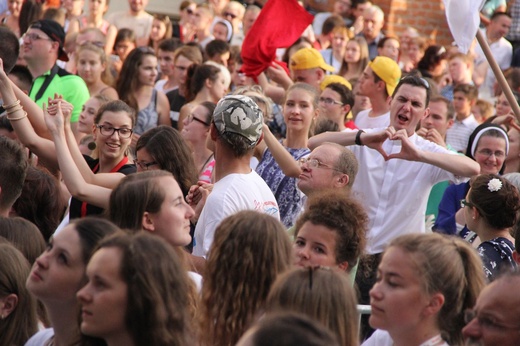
[470,126,509,157]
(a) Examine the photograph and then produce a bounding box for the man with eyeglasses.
[355,56,401,130]
[297,142,358,198]
[318,81,354,132]
[462,270,520,346]
[21,19,89,138]
[309,76,480,335]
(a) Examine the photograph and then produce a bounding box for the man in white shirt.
[191,95,280,272]
[106,0,153,47]
[355,56,401,129]
[309,75,480,316]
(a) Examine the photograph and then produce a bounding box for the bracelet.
[355,130,365,146]
[7,111,27,121]
[3,99,20,110]
[6,105,23,115]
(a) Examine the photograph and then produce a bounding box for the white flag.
[443,0,485,53]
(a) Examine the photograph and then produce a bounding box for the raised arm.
[0,59,59,170]
[55,96,127,188]
[261,124,302,178]
[9,79,51,139]
[44,101,111,208]
[389,129,480,177]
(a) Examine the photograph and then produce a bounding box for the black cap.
[29,19,69,62]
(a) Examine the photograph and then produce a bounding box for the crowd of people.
[1,0,520,345]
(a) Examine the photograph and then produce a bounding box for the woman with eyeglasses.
[434,123,509,238]
[181,101,216,183]
[461,174,519,281]
[173,0,197,42]
[116,47,171,142]
[0,59,136,221]
[363,233,485,346]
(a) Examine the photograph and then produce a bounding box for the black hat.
[29,19,69,62]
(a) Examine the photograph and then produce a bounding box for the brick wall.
[375,0,454,47]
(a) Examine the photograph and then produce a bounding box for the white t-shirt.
[154,79,177,94]
[350,129,465,254]
[193,170,280,257]
[446,114,479,153]
[106,11,153,42]
[354,109,390,129]
[25,328,54,346]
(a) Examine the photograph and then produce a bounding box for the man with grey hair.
[190,95,280,272]
[358,5,385,59]
[297,142,358,198]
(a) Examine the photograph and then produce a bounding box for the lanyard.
[80,156,129,217]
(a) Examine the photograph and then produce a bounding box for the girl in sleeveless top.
[116,47,170,143]
[0,0,23,37]
[66,0,117,56]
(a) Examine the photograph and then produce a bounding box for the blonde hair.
[266,267,359,346]
[76,42,114,87]
[387,233,486,345]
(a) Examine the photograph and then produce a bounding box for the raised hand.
[386,129,422,161]
[361,127,393,160]
[43,101,65,136]
[417,127,446,147]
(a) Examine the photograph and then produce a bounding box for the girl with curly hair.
[199,210,292,346]
[293,190,367,279]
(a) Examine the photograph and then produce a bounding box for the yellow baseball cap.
[320,75,352,91]
[290,47,335,72]
[368,56,401,96]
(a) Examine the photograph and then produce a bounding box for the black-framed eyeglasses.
[187,113,210,126]
[224,12,237,19]
[319,97,343,106]
[135,160,158,170]
[299,157,344,173]
[460,199,475,209]
[96,125,133,139]
[22,32,52,42]
[464,309,520,331]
